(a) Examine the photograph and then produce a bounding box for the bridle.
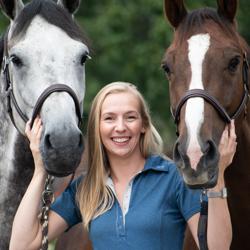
[2,28,82,131]
[2,28,83,250]
[171,52,249,134]
[169,52,249,250]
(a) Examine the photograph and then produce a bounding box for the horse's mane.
[0,34,4,69]
[0,0,90,69]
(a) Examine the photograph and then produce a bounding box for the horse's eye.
[228,57,240,72]
[10,55,23,67]
[162,63,171,76]
[80,53,90,65]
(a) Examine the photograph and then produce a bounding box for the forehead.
[101,91,140,114]
[9,16,88,53]
[170,20,239,53]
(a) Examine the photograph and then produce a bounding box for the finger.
[229,120,236,140]
[25,120,32,137]
[220,125,229,142]
[37,125,43,141]
[32,118,42,134]
[32,117,40,128]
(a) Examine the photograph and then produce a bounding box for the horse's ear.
[57,0,80,15]
[0,0,24,20]
[164,0,187,28]
[217,0,238,23]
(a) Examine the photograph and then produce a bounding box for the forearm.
[207,178,232,250]
[9,169,46,250]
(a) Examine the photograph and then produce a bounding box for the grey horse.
[0,0,89,249]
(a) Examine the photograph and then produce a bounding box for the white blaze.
[185,34,210,170]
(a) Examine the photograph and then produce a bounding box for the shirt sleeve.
[174,171,201,221]
[50,176,83,229]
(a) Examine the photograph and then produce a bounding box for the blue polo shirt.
[51,155,201,250]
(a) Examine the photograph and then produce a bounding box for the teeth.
[112,137,129,143]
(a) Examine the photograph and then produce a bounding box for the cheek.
[99,122,110,140]
[133,123,144,137]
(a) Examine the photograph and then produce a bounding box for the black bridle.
[171,52,249,133]
[2,29,82,132]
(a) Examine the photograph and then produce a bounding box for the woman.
[10,82,235,250]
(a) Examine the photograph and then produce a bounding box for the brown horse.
[162,0,250,249]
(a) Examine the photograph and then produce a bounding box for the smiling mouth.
[112,137,130,143]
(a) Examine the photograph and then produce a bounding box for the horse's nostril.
[173,142,185,169]
[45,134,53,149]
[204,140,216,158]
[174,143,180,159]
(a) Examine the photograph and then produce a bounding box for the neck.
[0,82,34,249]
[109,152,146,184]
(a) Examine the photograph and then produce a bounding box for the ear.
[217,0,238,23]
[57,0,80,15]
[0,0,24,20]
[164,0,187,28]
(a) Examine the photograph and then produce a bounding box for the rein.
[40,175,54,250]
[40,173,75,250]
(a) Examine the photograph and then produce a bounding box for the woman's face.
[100,91,145,160]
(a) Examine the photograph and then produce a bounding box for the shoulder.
[145,154,179,175]
[64,175,84,195]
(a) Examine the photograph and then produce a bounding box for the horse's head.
[162,0,250,188]
[0,0,90,176]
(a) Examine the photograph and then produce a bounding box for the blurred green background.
[1,0,250,155]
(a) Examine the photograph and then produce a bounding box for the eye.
[80,53,90,65]
[127,115,137,122]
[10,55,23,67]
[161,63,171,76]
[228,56,240,73]
[103,116,114,122]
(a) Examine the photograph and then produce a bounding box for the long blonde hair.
[77,82,163,229]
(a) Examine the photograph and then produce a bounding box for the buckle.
[2,56,9,73]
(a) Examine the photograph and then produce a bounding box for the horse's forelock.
[176,7,238,46]
[10,0,89,47]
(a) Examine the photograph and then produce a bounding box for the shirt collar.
[142,154,172,173]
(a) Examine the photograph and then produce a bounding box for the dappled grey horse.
[0,0,90,248]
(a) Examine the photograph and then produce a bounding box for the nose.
[174,139,218,169]
[115,118,126,132]
[42,126,84,177]
[202,139,219,169]
[44,130,83,150]
[173,141,189,170]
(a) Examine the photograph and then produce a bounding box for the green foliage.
[0,0,250,155]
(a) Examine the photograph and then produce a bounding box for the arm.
[188,120,236,250]
[9,118,68,250]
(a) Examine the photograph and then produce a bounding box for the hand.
[25,117,45,174]
[218,120,237,175]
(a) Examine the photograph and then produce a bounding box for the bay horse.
[0,0,91,249]
[162,0,250,249]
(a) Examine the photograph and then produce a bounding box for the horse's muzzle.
[173,139,219,189]
[40,128,84,177]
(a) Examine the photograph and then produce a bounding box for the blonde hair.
[77,82,163,229]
